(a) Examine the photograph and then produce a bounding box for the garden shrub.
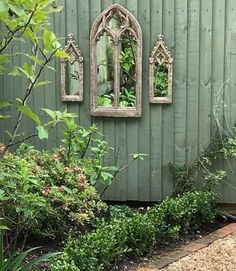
[0,141,107,250]
[125,212,156,257]
[51,191,217,271]
[51,220,128,271]
[147,191,216,239]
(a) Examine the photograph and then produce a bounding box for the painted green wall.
[1,0,236,202]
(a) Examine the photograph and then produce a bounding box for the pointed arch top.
[90,3,142,44]
[150,34,173,65]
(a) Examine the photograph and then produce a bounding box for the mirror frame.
[149,35,173,104]
[61,33,84,102]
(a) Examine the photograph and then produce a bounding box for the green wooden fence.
[1,0,236,203]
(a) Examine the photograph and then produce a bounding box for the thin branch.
[2,51,56,157]
[0,4,38,53]
[80,134,92,159]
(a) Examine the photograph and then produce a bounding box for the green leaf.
[17,106,41,125]
[0,54,9,64]
[0,99,11,109]
[45,65,56,72]
[43,29,57,48]
[36,125,48,140]
[0,114,10,120]
[8,66,22,77]
[42,108,56,119]
[24,54,44,65]
[0,0,8,13]
[35,81,51,87]
[131,153,148,160]
[55,50,69,59]
[62,186,72,194]
[7,3,25,16]
[23,63,35,81]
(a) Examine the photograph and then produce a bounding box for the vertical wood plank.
[198,0,212,154]
[77,0,92,128]
[54,0,66,145]
[98,0,116,200]
[149,0,163,201]
[138,0,151,201]
[126,0,139,201]
[174,0,188,169]
[112,0,127,201]
[186,0,200,165]
[162,0,175,199]
[65,0,80,118]
[211,0,226,201]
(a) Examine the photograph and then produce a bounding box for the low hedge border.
[51,191,217,271]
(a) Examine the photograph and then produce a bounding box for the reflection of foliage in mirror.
[61,34,83,102]
[96,33,114,107]
[119,34,136,107]
[154,63,168,97]
[120,88,136,107]
[65,56,81,96]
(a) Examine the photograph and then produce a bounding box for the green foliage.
[51,191,216,271]
[0,0,68,153]
[119,87,136,107]
[0,140,107,249]
[168,133,236,195]
[147,191,216,240]
[154,63,168,97]
[0,219,60,271]
[97,95,112,107]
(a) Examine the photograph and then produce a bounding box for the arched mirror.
[90,4,142,117]
[61,33,84,102]
[149,35,173,104]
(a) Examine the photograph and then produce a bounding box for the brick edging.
[136,223,236,271]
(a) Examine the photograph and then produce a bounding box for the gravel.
[161,234,236,271]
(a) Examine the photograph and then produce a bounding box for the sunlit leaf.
[36,125,48,140]
[17,105,41,125]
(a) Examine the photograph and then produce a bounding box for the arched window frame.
[61,33,84,102]
[149,34,173,104]
[90,4,142,117]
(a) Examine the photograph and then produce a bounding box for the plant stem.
[1,52,56,157]
[0,5,38,53]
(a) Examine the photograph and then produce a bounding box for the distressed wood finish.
[90,3,142,117]
[61,33,84,102]
[149,34,173,104]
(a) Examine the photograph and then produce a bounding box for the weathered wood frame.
[61,33,84,102]
[149,35,173,104]
[90,4,142,117]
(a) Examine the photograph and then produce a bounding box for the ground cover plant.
[51,191,217,271]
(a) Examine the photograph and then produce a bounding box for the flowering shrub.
[0,143,106,251]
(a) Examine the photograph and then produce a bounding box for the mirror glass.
[153,62,168,97]
[96,32,115,107]
[65,53,81,96]
[119,32,136,107]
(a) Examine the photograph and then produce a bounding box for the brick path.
[135,223,236,271]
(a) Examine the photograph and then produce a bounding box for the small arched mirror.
[149,35,173,104]
[61,33,84,102]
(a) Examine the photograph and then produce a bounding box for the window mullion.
[113,41,120,108]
